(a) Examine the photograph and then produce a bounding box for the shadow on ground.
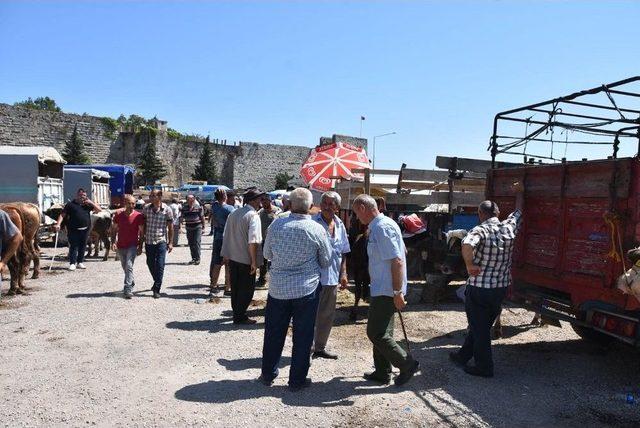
[175,330,640,425]
[166,318,263,333]
[175,375,402,408]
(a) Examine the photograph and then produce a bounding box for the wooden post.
[364,168,371,195]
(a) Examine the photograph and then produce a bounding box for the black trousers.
[229,260,256,322]
[457,285,506,373]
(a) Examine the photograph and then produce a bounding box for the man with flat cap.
[221,188,264,324]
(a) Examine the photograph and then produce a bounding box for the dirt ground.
[1,234,639,427]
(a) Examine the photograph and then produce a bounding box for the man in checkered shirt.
[140,189,174,299]
[260,188,332,391]
[450,182,524,378]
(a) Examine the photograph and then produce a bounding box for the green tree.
[192,136,218,183]
[14,96,62,112]
[274,172,294,190]
[62,124,91,165]
[137,131,167,185]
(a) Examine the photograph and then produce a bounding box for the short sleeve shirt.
[142,203,173,244]
[114,210,144,249]
[0,209,19,257]
[212,202,235,240]
[367,214,407,297]
[63,200,92,230]
[462,210,522,289]
[313,213,350,286]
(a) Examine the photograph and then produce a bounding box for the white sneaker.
[68,264,76,271]
[77,263,86,269]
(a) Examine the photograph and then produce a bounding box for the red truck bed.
[488,157,640,344]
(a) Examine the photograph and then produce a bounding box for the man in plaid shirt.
[140,189,174,299]
[450,182,524,377]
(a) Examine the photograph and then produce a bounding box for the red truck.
[488,158,640,345]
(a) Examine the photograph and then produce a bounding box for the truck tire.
[570,324,615,345]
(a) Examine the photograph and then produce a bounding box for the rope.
[603,212,621,262]
[604,87,627,120]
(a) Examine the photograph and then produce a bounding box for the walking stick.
[396,309,413,357]
[49,231,59,271]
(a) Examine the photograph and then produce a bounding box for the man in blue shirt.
[209,188,236,297]
[312,191,350,360]
[352,194,419,386]
[260,188,332,391]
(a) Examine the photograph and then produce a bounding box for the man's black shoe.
[288,378,311,392]
[194,260,200,265]
[312,350,338,360]
[449,352,466,368]
[188,260,195,265]
[257,375,274,386]
[363,371,390,385]
[464,365,493,378]
[395,359,420,386]
[153,292,161,299]
[124,291,133,299]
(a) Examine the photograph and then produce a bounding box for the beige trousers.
[313,285,338,352]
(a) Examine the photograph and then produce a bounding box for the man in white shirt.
[169,198,181,247]
[221,188,264,324]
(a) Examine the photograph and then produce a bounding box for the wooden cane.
[397,309,412,357]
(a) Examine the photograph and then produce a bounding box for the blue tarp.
[447,214,479,232]
[67,164,135,196]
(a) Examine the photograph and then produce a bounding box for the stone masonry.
[0,103,367,191]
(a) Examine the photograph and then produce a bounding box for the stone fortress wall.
[0,103,366,191]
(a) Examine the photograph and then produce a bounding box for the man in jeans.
[111,195,145,299]
[140,189,174,299]
[209,188,235,298]
[312,191,350,360]
[352,194,419,387]
[221,188,264,324]
[54,188,102,271]
[182,194,205,265]
[260,188,332,391]
[450,182,524,378]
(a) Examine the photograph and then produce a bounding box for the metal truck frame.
[489,77,640,346]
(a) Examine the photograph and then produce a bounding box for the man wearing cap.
[221,188,264,324]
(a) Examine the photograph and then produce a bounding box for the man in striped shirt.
[182,194,205,265]
[450,182,524,377]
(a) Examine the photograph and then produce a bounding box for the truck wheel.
[570,324,615,345]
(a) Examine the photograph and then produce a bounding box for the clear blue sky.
[1,1,639,169]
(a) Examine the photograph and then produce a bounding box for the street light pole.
[372,132,396,170]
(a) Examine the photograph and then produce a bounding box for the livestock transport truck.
[63,167,111,208]
[68,164,135,208]
[0,146,65,216]
[488,76,640,346]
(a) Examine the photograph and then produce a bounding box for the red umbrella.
[300,142,370,191]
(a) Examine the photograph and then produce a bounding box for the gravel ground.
[1,234,639,427]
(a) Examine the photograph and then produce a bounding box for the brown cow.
[12,202,41,279]
[1,204,29,294]
[86,210,113,261]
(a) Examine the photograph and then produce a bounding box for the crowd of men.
[0,182,525,389]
